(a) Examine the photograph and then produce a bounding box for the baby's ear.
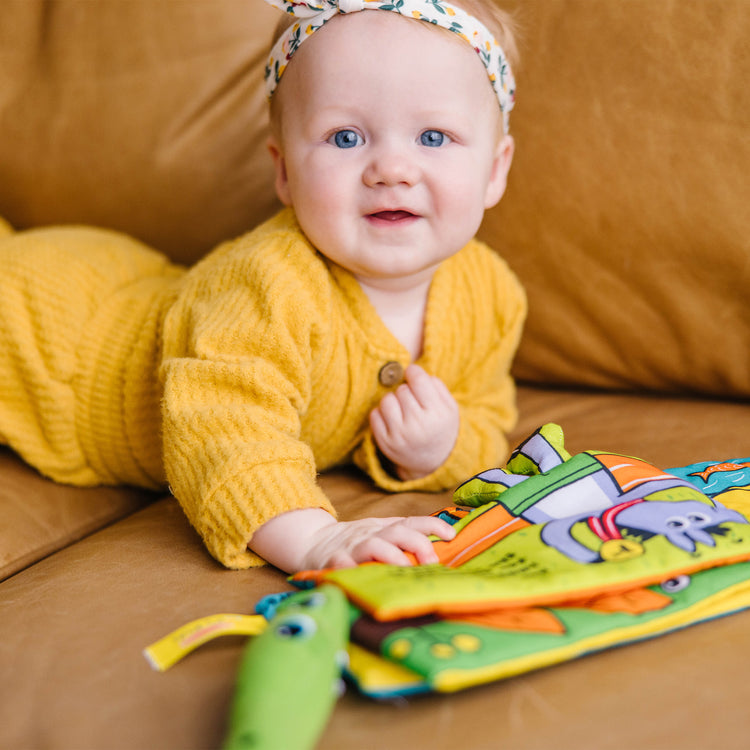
[267,136,293,206]
[483,134,515,209]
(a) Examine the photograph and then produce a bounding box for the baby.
[0,0,525,573]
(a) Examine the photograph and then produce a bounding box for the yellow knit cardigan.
[0,209,526,568]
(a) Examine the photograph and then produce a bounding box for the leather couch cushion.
[0,0,281,265]
[0,448,153,581]
[490,0,750,396]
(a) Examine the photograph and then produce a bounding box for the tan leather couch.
[2,2,750,748]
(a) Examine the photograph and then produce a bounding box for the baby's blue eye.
[420,130,448,147]
[331,130,363,149]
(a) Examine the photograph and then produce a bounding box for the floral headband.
[263,0,516,133]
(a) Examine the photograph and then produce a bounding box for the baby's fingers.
[350,536,413,567]
[352,528,434,566]
[400,515,456,541]
[404,365,457,412]
[384,516,456,565]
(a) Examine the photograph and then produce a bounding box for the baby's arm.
[249,508,455,573]
[369,364,460,481]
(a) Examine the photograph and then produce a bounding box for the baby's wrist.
[395,463,431,482]
[249,508,337,573]
[395,453,449,482]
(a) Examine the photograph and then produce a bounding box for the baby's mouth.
[367,210,418,222]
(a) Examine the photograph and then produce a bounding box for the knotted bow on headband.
[263,0,516,133]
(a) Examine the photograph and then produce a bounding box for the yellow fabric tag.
[144,613,266,672]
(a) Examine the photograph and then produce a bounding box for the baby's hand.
[370,364,459,481]
[249,508,456,573]
[300,515,456,570]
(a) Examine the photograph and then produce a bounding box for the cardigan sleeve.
[159,224,336,569]
[353,242,527,493]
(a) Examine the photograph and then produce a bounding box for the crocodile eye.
[275,614,317,640]
[687,512,710,524]
[297,592,326,609]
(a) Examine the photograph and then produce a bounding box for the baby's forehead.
[274,11,497,114]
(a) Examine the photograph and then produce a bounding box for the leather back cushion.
[1,0,748,396]
[490,0,750,396]
[0,0,280,265]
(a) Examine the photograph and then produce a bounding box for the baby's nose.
[363,148,421,187]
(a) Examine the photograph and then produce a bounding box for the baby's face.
[269,11,513,290]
